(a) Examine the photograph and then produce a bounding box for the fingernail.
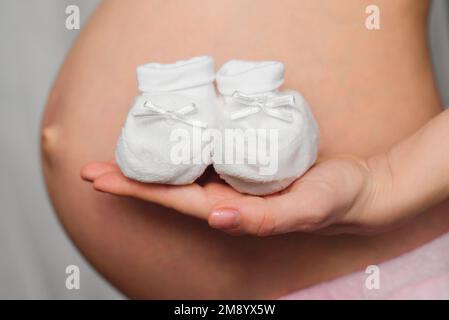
[209,209,240,229]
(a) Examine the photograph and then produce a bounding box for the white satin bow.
[133,99,207,128]
[229,91,296,123]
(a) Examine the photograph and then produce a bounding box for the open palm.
[81,154,400,236]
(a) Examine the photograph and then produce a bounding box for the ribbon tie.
[229,91,296,123]
[134,99,207,128]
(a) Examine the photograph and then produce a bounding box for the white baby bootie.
[213,60,320,195]
[116,56,216,184]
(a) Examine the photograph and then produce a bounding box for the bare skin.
[41,0,449,299]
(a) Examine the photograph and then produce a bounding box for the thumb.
[208,157,370,236]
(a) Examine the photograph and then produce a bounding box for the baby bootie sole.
[219,173,297,196]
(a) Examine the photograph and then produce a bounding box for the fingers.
[80,161,244,221]
[81,161,211,219]
[92,171,211,219]
[81,162,119,181]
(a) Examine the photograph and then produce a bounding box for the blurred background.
[0,0,448,299]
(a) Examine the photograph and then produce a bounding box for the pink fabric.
[281,231,449,300]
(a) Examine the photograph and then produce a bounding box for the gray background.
[0,0,448,299]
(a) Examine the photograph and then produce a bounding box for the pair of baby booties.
[115,56,319,195]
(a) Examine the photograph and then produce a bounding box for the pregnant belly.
[43,0,449,298]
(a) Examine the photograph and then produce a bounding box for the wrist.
[347,151,397,227]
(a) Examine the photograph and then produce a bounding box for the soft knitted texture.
[213,60,320,195]
[116,56,217,184]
